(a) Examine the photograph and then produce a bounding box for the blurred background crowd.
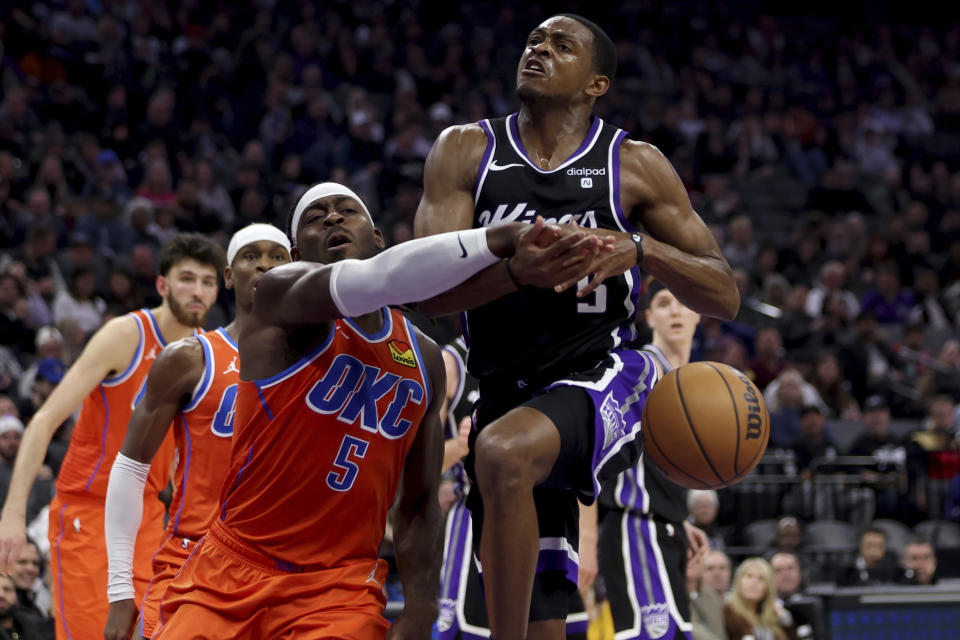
[0,0,959,634]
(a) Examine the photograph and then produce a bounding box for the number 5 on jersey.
[327,435,369,492]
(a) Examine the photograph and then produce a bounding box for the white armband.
[104,452,150,602]
[329,228,498,317]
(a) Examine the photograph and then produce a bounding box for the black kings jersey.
[599,344,687,523]
[467,113,642,384]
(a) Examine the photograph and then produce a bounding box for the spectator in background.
[907,395,960,519]
[0,571,51,640]
[847,395,908,519]
[899,539,938,585]
[15,327,63,404]
[688,490,726,549]
[805,261,859,322]
[772,518,804,556]
[687,548,728,640]
[768,369,808,448]
[135,158,177,208]
[723,215,758,272]
[702,549,733,594]
[839,311,897,405]
[11,539,46,618]
[789,405,839,477]
[907,268,949,330]
[0,397,15,418]
[809,350,860,420]
[51,266,105,338]
[750,326,786,391]
[838,528,900,586]
[0,415,51,526]
[769,552,804,600]
[724,558,798,640]
[17,358,64,424]
[860,263,916,325]
[769,552,817,640]
[917,340,960,403]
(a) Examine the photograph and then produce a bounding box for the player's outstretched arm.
[0,315,141,569]
[387,331,446,640]
[103,338,204,640]
[257,218,601,328]
[413,126,614,317]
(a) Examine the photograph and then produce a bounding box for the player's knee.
[474,428,535,495]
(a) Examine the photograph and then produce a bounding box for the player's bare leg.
[474,407,564,640]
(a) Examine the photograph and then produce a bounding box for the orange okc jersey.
[168,328,239,538]
[56,308,175,499]
[219,308,431,568]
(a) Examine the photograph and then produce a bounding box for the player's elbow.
[717,288,741,321]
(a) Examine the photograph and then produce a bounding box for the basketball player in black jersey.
[414,14,737,640]
[587,279,708,640]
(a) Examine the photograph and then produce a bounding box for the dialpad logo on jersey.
[581,177,593,188]
[477,203,599,228]
[566,167,606,176]
[306,353,425,439]
[640,603,670,639]
[437,599,456,632]
[600,392,626,449]
[388,340,416,368]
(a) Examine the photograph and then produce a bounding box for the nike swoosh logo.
[457,234,467,258]
[488,161,524,172]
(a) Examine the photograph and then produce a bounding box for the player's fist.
[104,599,138,640]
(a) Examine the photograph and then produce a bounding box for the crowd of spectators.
[1,0,960,629]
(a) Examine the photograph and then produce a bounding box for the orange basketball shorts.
[138,532,197,639]
[154,520,390,640]
[48,491,167,640]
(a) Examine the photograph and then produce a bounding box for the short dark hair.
[862,527,886,541]
[556,14,617,80]
[157,233,226,276]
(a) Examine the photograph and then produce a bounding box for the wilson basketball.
[642,361,769,489]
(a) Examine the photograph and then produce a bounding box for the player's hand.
[577,533,599,601]
[683,520,709,562]
[0,514,26,571]
[554,230,641,297]
[511,217,614,289]
[453,416,470,459]
[385,608,434,640]
[104,598,138,640]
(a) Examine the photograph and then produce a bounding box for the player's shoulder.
[154,335,206,375]
[89,311,143,347]
[619,138,670,168]
[434,123,489,150]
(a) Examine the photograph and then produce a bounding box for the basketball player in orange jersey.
[154,183,610,640]
[0,233,224,640]
[413,14,738,640]
[102,224,292,640]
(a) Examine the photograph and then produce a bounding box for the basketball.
[642,361,769,489]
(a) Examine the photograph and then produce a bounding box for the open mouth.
[523,58,545,74]
[326,233,352,249]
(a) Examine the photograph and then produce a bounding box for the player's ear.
[374,228,386,250]
[585,73,609,99]
[155,274,169,298]
[224,266,234,291]
[645,308,654,330]
[291,246,302,261]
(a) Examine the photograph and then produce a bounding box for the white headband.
[290,182,372,246]
[227,223,292,265]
